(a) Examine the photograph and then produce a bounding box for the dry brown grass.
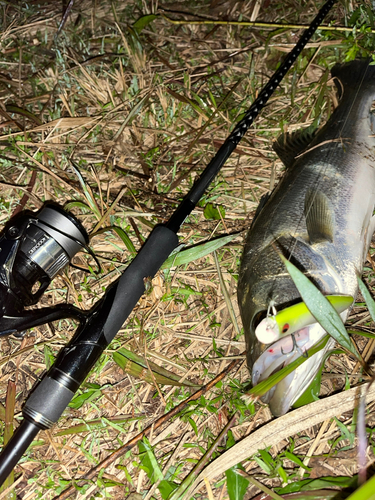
[0,0,374,499]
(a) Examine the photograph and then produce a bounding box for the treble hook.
[281,333,309,358]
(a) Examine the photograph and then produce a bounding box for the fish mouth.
[251,322,333,416]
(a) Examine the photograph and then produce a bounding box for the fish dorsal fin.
[273,125,317,169]
[304,189,334,244]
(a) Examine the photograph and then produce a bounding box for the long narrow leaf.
[225,431,248,500]
[110,227,137,256]
[225,467,248,500]
[138,438,164,484]
[358,277,375,322]
[280,255,360,360]
[276,475,357,494]
[347,330,375,339]
[70,164,102,219]
[161,234,237,270]
[113,348,200,387]
[345,474,375,500]
[93,226,137,257]
[55,415,141,436]
[133,14,157,33]
[293,347,344,408]
[6,104,43,125]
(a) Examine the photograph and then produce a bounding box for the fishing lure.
[255,294,353,344]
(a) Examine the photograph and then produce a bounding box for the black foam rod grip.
[102,225,178,343]
[21,225,179,429]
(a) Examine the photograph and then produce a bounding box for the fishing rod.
[0,0,337,486]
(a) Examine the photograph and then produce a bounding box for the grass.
[0,0,375,499]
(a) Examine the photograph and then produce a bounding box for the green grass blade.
[55,415,139,436]
[276,475,357,495]
[133,14,157,33]
[93,227,137,257]
[348,329,375,339]
[280,255,360,360]
[138,438,164,484]
[113,348,200,387]
[70,163,102,219]
[342,475,375,500]
[110,227,137,256]
[225,431,248,500]
[6,104,43,125]
[225,467,248,500]
[358,277,375,322]
[161,234,237,270]
[292,348,344,408]
[64,201,91,212]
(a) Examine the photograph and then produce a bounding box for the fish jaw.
[251,322,334,416]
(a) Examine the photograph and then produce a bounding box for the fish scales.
[238,59,375,416]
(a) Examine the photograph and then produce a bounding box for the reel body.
[0,205,89,335]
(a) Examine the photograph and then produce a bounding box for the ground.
[0,0,374,499]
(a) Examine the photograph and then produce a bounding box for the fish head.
[238,239,341,416]
[238,241,302,367]
[238,235,343,347]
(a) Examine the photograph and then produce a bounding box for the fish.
[237,59,375,416]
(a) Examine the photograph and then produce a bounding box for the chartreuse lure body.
[255,294,353,344]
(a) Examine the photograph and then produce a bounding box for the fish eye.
[282,324,289,333]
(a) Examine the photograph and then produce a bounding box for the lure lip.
[268,322,334,416]
[255,316,281,344]
[252,327,311,387]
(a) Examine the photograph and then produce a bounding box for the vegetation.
[0,0,374,498]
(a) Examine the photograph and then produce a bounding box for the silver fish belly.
[238,59,375,416]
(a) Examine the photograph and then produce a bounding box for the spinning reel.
[0,204,90,336]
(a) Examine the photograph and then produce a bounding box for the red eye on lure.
[282,324,289,333]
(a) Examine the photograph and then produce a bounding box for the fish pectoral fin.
[273,124,317,169]
[304,189,335,244]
